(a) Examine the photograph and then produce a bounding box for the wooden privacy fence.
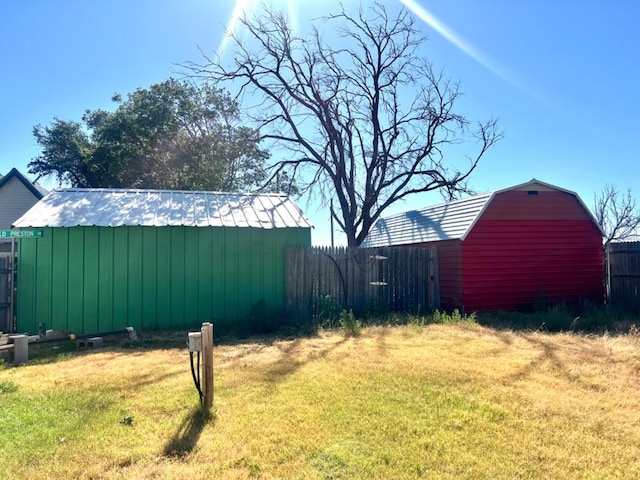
[286,246,439,317]
[0,253,14,333]
[608,242,640,310]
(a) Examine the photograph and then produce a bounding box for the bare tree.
[594,184,640,246]
[191,3,501,246]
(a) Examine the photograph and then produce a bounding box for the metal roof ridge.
[52,187,289,197]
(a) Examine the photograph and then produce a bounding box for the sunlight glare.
[398,0,539,100]
[218,0,254,57]
[218,0,298,57]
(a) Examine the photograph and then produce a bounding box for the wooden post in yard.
[201,322,214,410]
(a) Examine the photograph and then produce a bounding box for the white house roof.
[361,179,600,247]
[13,188,313,229]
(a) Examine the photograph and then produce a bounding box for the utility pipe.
[28,327,137,345]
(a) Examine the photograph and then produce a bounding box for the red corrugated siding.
[403,189,604,312]
[462,190,604,311]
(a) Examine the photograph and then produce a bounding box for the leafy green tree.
[30,79,280,192]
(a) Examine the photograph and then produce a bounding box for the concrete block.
[10,335,28,364]
[77,337,104,348]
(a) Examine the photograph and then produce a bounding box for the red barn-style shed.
[362,180,604,311]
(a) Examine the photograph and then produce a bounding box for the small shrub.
[432,310,445,324]
[339,309,361,337]
[409,313,428,327]
[431,309,477,325]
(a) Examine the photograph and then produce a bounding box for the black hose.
[197,350,201,392]
[190,351,203,403]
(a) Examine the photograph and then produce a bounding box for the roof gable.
[362,179,601,247]
[13,188,313,229]
[0,168,47,199]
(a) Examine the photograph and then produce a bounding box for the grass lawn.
[1,323,639,479]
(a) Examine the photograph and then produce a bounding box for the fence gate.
[0,247,16,333]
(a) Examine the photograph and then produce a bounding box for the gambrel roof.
[362,179,601,247]
[13,188,313,229]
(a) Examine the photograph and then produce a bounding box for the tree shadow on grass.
[262,336,349,385]
[162,404,215,459]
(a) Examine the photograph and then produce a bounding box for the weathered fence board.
[608,242,640,310]
[286,246,439,317]
[0,253,14,333]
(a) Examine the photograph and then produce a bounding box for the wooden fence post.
[201,322,214,410]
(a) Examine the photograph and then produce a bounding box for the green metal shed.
[12,188,312,335]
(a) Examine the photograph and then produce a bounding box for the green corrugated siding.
[17,225,311,335]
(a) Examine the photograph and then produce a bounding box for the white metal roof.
[361,179,601,247]
[12,188,313,229]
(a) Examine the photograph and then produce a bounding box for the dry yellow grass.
[1,324,640,479]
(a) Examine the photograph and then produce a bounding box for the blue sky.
[1,0,639,245]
